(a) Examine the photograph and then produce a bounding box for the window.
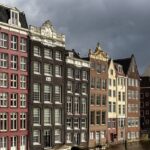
[91,77,95,88]
[90,111,95,124]
[20,94,26,108]
[55,51,62,61]
[109,102,112,112]
[123,105,125,114]
[82,71,87,80]
[0,113,7,131]
[101,64,106,72]
[11,136,17,149]
[0,53,8,68]
[67,81,73,93]
[0,32,8,48]
[113,102,116,112]
[33,130,40,145]
[20,38,27,52]
[34,61,41,74]
[96,95,101,105]
[34,46,41,57]
[91,94,95,105]
[55,65,61,77]
[0,73,8,88]
[44,85,52,103]
[44,49,52,59]
[75,69,80,79]
[33,83,40,102]
[10,74,18,88]
[20,113,26,129]
[66,118,72,129]
[44,109,51,125]
[81,98,86,114]
[33,108,40,125]
[44,63,52,76]
[74,97,79,114]
[118,92,121,101]
[11,11,19,25]
[10,93,17,107]
[44,130,51,147]
[102,95,106,105]
[67,96,72,114]
[0,93,8,107]
[0,137,7,149]
[11,55,18,70]
[74,118,79,129]
[55,86,61,103]
[20,57,26,71]
[81,118,86,129]
[122,92,125,101]
[119,105,121,114]
[67,68,73,78]
[11,35,18,50]
[55,129,61,143]
[96,111,101,125]
[82,83,87,94]
[20,75,26,89]
[10,113,17,130]
[66,133,72,143]
[55,109,61,125]
[96,64,101,73]
[20,136,26,148]
[75,82,80,94]
[81,132,86,142]
[97,78,101,89]
[102,111,106,124]
[90,132,94,140]
[102,79,107,89]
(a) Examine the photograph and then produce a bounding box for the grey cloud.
[1,0,150,74]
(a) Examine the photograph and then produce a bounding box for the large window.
[81,98,86,114]
[11,11,19,25]
[33,61,41,74]
[0,53,8,68]
[20,136,26,148]
[0,113,7,131]
[44,130,51,147]
[74,97,79,114]
[96,111,101,125]
[0,32,8,48]
[20,57,27,71]
[20,94,26,108]
[67,81,73,93]
[20,38,27,52]
[75,69,80,79]
[0,137,7,149]
[33,130,40,145]
[34,46,41,57]
[44,49,52,59]
[55,129,61,143]
[44,109,51,125]
[81,118,86,129]
[10,113,17,130]
[55,86,61,103]
[44,64,52,76]
[10,93,17,107]
[67,68,73,78]
[66,118,72,129]
[82,83,87,94]
[102,111,106,125]
[90,111,95,124]
[0,93,8,107]
[20,75,26,89]
[10,136,17,149]
[11,35,18,50]
[0,73,8,88]
[10,74,18,88]
[20,113,26,129]
[44,85,52,103]
[82,71,87,80]
[55,51,62,61]
[55,65,62,77]
[33,108,40,125]
[81,132,86,142]
[67,96,72,114]
[66,133,72,143]
[55,109,61,125]
[11,55,18,70]
[33,83,40,102]
[74,118,79,129]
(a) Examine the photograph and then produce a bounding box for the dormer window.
[118,65,122,73]
[11,11,19,26]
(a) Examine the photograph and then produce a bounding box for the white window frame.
[33,61,41,74]
[0,137,7,149]
[33,130,40,145]
[20,75,26,89]
[67,96,72,114]
[11,35,18,50]
[55,129,61,143]
[10,93,17,107]
[55,51,62,61]
[55,65,62,77]
[20,57,26,71]
[33,83,40,102]
[10,113,17,131]
[55,86,61,103]
[34,46,41,57]
[20,94,26,108]
[10,74,18,88]
[44,108,51,126]
[0,93,8,107]
[20,113,26,130]
[55,109,61,125]
[44,63,52,76]
[44,85,52,103]
[0,53,8,68]
[0,73,8,88]
[33,108,40,126]
[20,37,27,52]
[0,32,8,48]
[0,113,7,131]
[44,48,52,59]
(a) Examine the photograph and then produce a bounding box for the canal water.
[108,141,150,150]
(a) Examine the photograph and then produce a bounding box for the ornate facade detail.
[29,20,65,47]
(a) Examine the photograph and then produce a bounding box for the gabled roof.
[114,56,132,75]
[0,4,28,29]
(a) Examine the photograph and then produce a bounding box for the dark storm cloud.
[1,0,150,73]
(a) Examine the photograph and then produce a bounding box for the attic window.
[11,11,19,26]
[118,65,122,73]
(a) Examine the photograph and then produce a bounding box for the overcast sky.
[1,0,150,74]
